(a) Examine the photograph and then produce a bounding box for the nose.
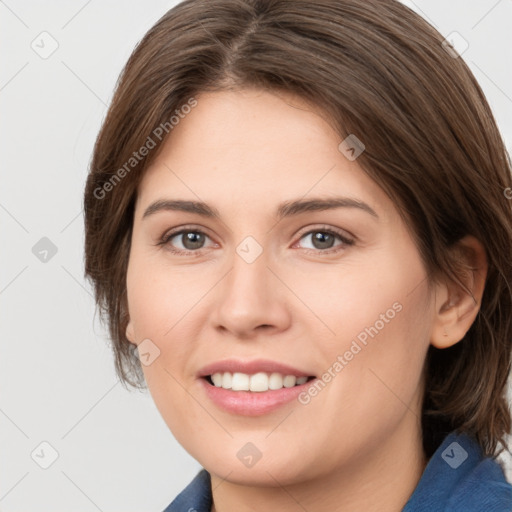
[211,244,291,339]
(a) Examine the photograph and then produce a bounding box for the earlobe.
[430,236,487,349]
[126,320,136,344]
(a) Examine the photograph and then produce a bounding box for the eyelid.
[160,224,212,241]
[294,224,355,243]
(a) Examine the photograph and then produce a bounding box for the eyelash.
[156,224,355,257]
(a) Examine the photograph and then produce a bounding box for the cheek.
[126,265,206,448]
[322,257,432,427]
[140,361,215,467]
[125,251,209,402]
[126,248,202,343]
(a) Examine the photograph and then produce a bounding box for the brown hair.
[83,0,512,458]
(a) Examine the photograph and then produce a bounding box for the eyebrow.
[142,197,379,221]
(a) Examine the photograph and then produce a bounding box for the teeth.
[249,372,268,392]
[221,372,232,389]
[211,373,223,387]
[268,372,283,390]
[232,372,250,391]
[209,372,311,392]
[283,375,296,387]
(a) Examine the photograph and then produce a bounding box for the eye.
[157,225,354,256]
[158,227,215,255]
[296,227,354,253]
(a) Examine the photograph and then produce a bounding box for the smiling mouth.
[203,372,316,392]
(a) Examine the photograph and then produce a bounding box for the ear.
[126,318,136,345]
[430,235,487,349]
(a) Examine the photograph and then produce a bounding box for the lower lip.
[199,377,317,416]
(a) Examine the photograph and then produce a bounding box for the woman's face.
[125,88,435,485]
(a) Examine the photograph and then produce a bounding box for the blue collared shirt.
[163,431,512,511]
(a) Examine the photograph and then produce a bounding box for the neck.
[210,420,426,512]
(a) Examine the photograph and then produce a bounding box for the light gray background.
[1,1,511,511]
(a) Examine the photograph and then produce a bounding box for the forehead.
[136,89,392,219]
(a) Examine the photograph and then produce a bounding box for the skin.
[125,88,487,512]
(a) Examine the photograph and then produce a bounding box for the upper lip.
[197,359,315,378]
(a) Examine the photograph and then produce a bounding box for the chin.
[193,440,324,487]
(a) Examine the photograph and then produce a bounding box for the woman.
[83,0,512,510]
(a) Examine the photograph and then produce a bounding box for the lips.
[196,359,318,415]
[197,358,315,379]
